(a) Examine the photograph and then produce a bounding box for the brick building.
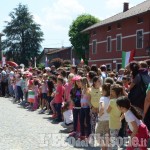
[83,1,150,71]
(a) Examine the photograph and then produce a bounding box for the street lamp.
[0,33,4,63]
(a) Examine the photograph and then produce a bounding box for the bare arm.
[123,86,128,96]
[107,105,112,113]
[120,114,125,121]
[99,102,104,116]
[130,121,138,138]
[88,94,92,107]
[128,82,135,91]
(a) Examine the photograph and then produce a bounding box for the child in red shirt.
[53,77,65,122]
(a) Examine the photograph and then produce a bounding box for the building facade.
[83,1,150,71]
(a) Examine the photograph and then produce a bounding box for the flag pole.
[45,56,48,67]
[34,57,36,68]
[72,58,75,65]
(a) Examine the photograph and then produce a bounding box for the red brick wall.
[88,12,150,70]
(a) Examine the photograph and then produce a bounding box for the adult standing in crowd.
[128,61,150,111]
[143,59,150,131]
[144,83,150,131]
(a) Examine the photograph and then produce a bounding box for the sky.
[0,0,144,49]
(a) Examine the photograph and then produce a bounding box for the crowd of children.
[0,60,150,149]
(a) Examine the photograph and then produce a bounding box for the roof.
[46,47,71,55]
[83,0,150,32]
[37,47,71,61]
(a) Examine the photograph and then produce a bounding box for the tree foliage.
[69,14,99,64]
[63,60,71,67]
[3,3,44,66]
[50,58,63,68]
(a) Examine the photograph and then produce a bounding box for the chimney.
[123,2,129,12]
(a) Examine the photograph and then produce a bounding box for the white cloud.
[33,0,85,47]
[34,0,85,31]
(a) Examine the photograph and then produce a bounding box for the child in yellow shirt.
[107,84,123,149]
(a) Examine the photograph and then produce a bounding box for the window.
[107,36,111,52]
[117,23,121,29]
[106,64,112,71]
[92,40,97,54]
[116,63,122,72]
[107,26,111,31]
[137,17,143,24]
[136,30,143,49]
[116,34,122,51]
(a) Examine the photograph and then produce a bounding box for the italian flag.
[122,50,135,68]
[81,58,84,64]
[28,90,35,103]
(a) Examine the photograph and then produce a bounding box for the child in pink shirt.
[32,79,39,111]
[64,73,74,102]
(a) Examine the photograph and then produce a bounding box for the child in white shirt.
[61,102,73,132]
[96,83,110,150]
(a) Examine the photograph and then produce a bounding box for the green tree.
[69,14,99,64]
[50,58,63,69]
[3,3,44,66]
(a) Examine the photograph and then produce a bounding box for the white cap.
[45,67,51,71]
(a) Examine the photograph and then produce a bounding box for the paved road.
[0,97,100,150]
[0,97,149,150]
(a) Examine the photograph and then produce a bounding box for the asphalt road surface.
[0,97,98,150]
[0,97,149,150]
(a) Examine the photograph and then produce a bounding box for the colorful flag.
[122,50,135,68]
[81,58,84,64]
[28,90,35,103]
